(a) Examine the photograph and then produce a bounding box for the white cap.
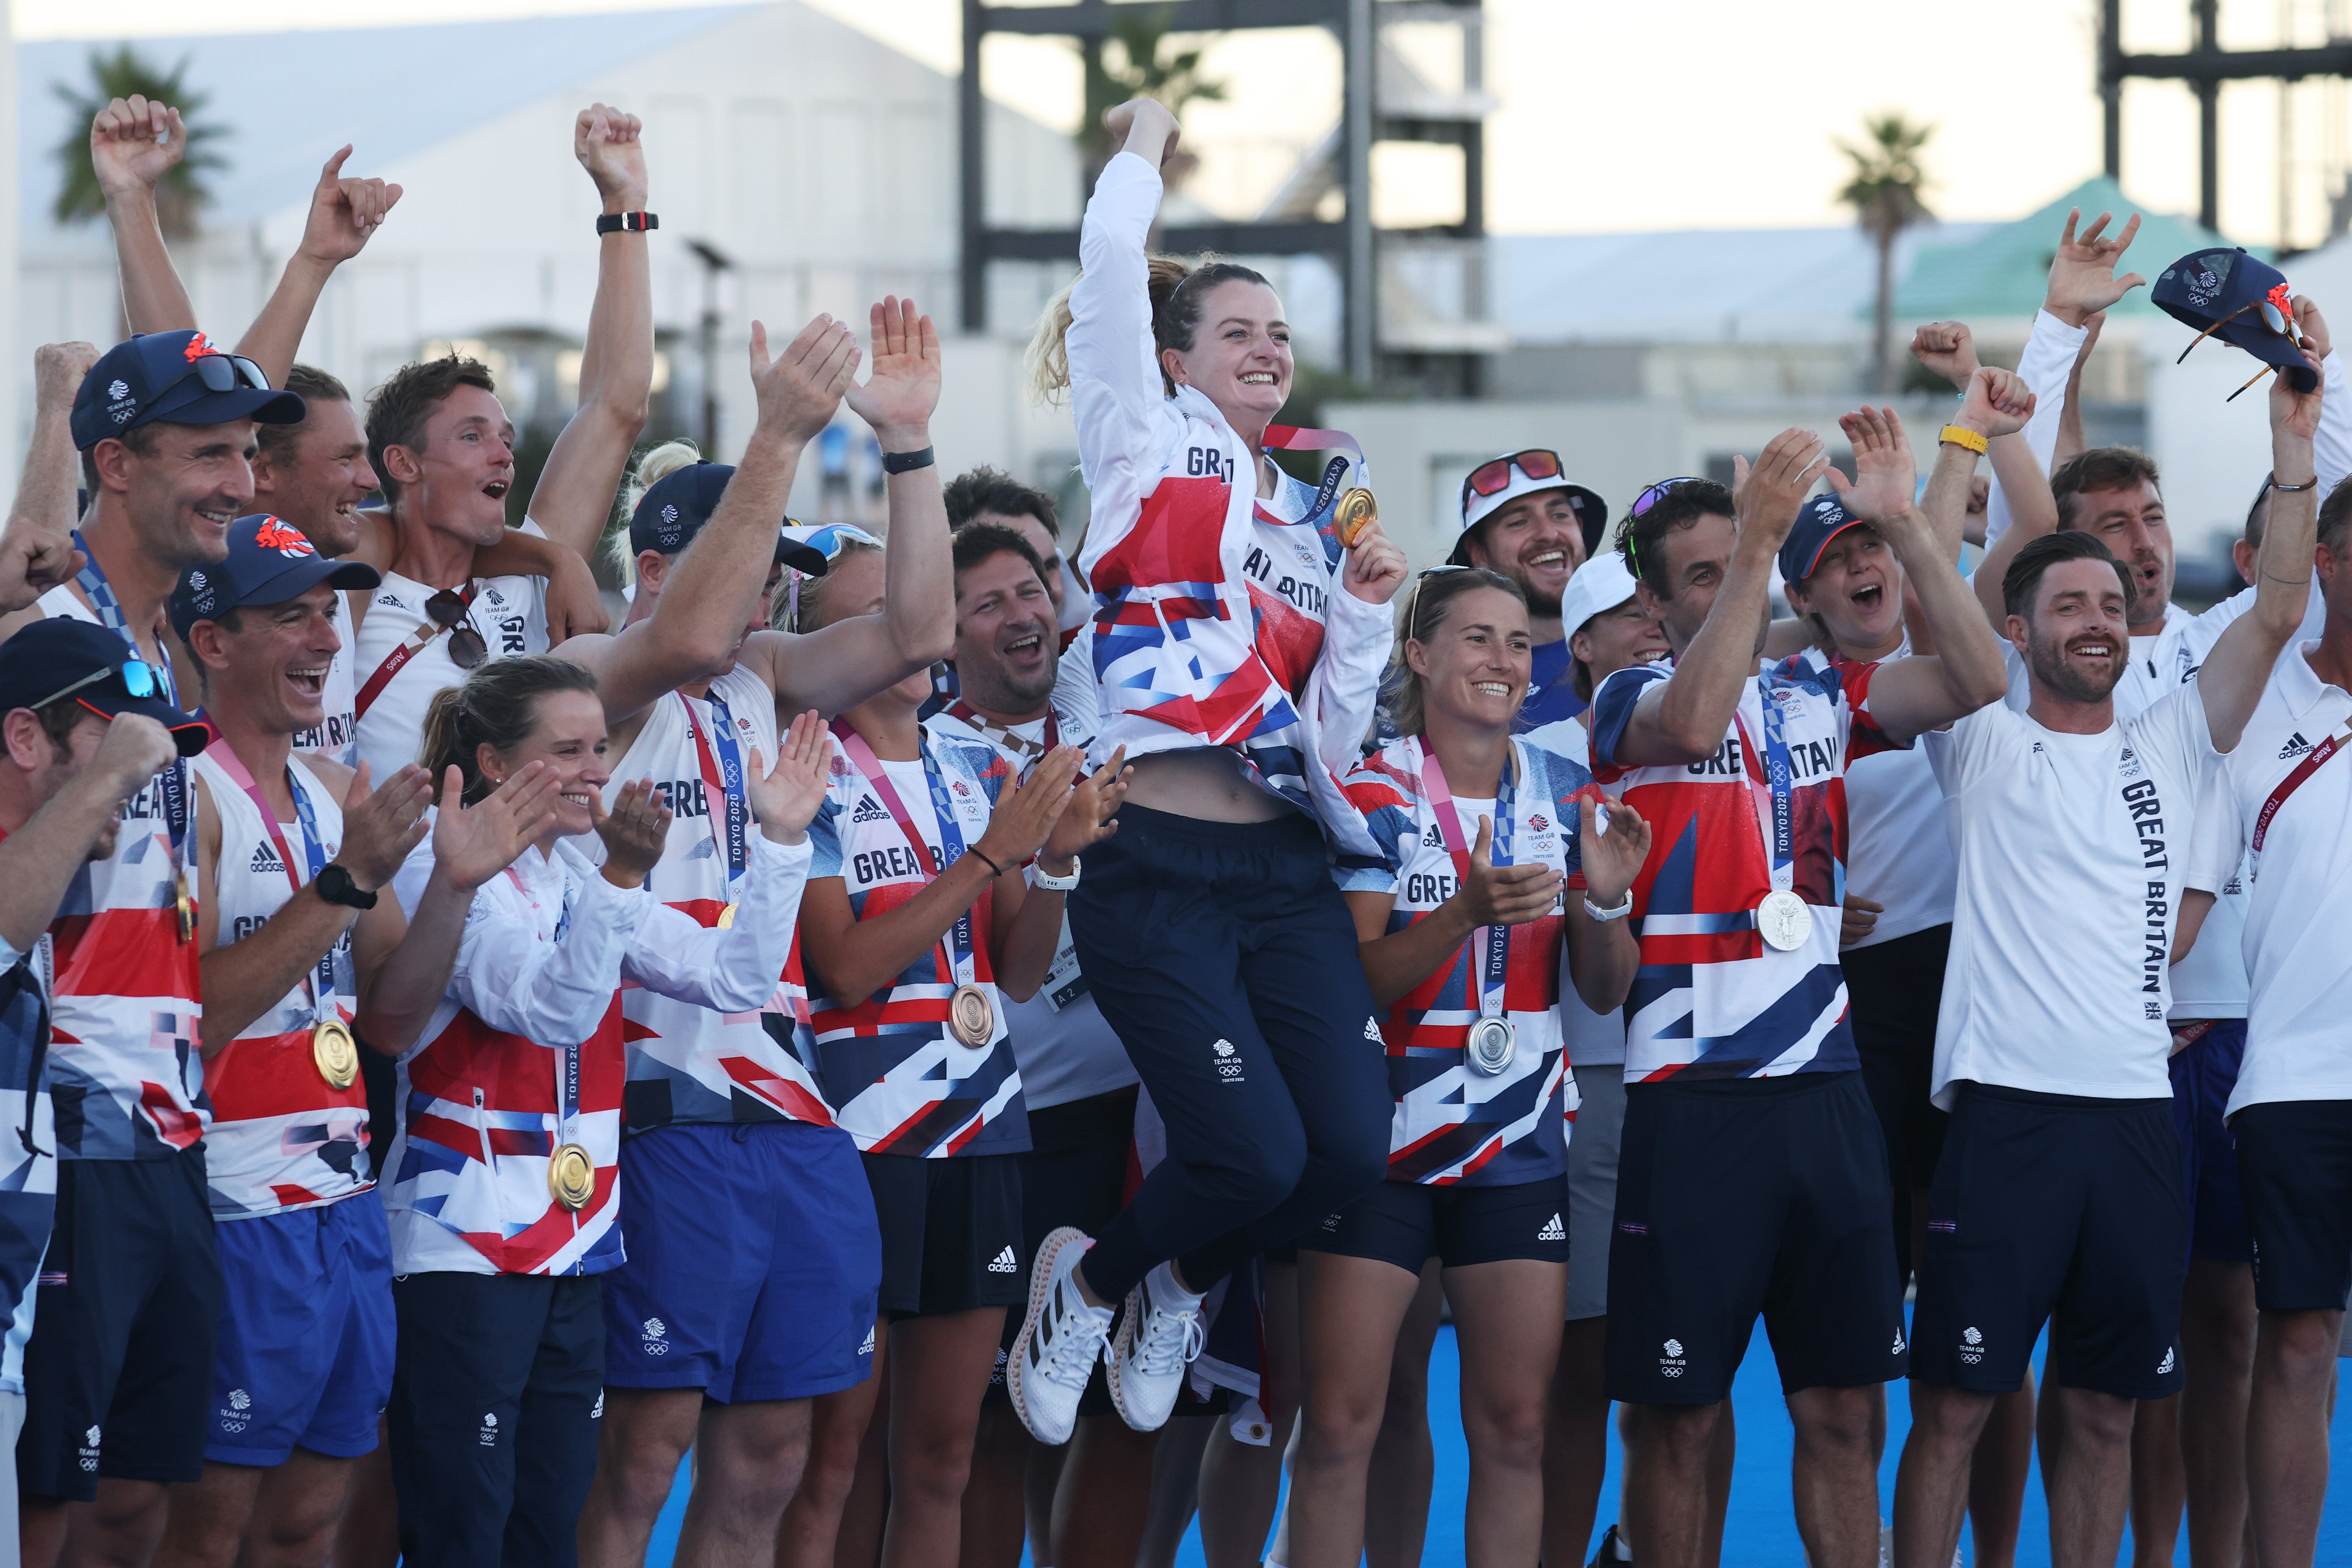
[1451,459,1607,566]
[1556,553,1640,644]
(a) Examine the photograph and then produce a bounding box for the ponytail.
[419,655,601,804]
[1024,254,1272,405]
[609,438,705,587]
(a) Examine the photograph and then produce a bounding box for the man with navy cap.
[573,301,956,1568]
[152,516,553,1568]
[0,619,205,1568]
[0,328,303,1568]
[1448,450,1608,730]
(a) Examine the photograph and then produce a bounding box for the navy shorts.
[1605,1070,1905,1406]
[2234,1098,2352,1313]
[603,1121,880,1402]
[863,1151,1025,1320]
[208,1194,394,1465]
[1912,1083,2187,1400]
[988,1087,1136,1415]
[1298,1174,1569,1275]
[1845,923,1952,1284]
[2169,1020,2251,1265]
[19,1147,222,1501]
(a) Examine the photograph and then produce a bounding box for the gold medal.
[1334,486,1379,547]
[547,1143,597,1211]
[716,901,738,930]
[948,983,996,1050]
[175,871,196,945]
[311,1019,359,1090]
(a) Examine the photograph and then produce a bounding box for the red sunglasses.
[1461,449,1564,509]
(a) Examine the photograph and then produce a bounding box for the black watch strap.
[596,211,658,235]
[315,863,379,911]
[880,445,936,475]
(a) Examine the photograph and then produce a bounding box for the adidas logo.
[1422,823,1447,847]
[988,1246,1018,1274]
[1892,1328,1907,1354]
[850,796,890,823]
[376,594,404,608]
[2158,1346,2176,1374]
[859,1325,876,1356]
[2280,731,2314,759]
[1363,1016,1383,1042]
[1537,1214,1566,1241]
[250,843,284,873]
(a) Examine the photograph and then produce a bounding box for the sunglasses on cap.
[176,353,273,396]
[2176,284,2307,400]
[31,658,167,711]
[426,591,489,671]
[1460,449,1564,509]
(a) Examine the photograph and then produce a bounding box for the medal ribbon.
[944,701,1058,773]
[503,861,582,1160]
[353,581,477,721]
[1730,691,1799,899]
[203,740,336,1025]
[2247,715,2352,883]
[832,723,978,995]
[1417,738,1514,1030]
[73,532,191,907]
[681,690,749,892]
[1263,424,1371,531]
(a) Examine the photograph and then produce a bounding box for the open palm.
[433,762,558,892]
[747,710,834,840]
[843,297,941,437]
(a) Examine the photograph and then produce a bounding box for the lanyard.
[1263,424,1370,533]
[832,722,978,992]
[2248,714,2352,882]
[204,740,336,1023]
[1417,738,1514,1027]
[681,690,749,891]
[1730,690,1798,897]
[354,582,476,721]
[503,858,581,1147]
[72,533,190,874]
[944,701,1058,773]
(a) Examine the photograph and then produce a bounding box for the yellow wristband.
[1939,424,1990,455]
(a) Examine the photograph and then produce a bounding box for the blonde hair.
[608,438,705,587]
[772,533,884,634]
[1023,254,1269,405]
[1381,568,1527,739]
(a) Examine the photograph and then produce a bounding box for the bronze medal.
[547,1143,597,1211]
[1334,486,1379,547]
[948,983,996,1049]
[311,1019,359,1090]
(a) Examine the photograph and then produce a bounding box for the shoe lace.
[1131,1300,1205,1378]
[1037,1292,1110,1390]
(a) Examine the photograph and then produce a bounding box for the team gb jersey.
[192,749,368,1217]
[796,726,1028,1158]
[1589,654,1907,1082]
[1338,735,1588,1185]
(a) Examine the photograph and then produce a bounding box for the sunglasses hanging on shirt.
[425,590,489,670]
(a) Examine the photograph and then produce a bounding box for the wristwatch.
[315,863,379,911]
[1027,857,1081,892]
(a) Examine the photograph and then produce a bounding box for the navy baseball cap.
[0,619,208,756]
[70,330,306,452]
[630,463,830,575]
[1778,493,1873,585]
[168,516,381,642]
[2153,248,2320,394]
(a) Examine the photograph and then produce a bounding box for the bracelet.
[1026,856,1082,892]
[2267,474,2319,493]
[1583,889,1633,922]
[1938,424,1990,455]
[969,847,1006,877]
[595,211,658,235]
[880,445,935,475]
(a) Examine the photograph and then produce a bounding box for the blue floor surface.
[646,1319,2352,1566]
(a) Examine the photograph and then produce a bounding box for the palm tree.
[1838,113,1935,397]
[51,46,227,239]
[1077,6,1227,200]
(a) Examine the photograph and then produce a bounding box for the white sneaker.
[1008,1227,1113,1445]
[1106,1261,1205,1432]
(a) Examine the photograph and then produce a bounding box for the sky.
[10,0,2349,247]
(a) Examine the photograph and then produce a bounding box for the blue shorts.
[603,1122,880,1403]
[2169,1020,2251,1265]
[207,1193,394,1466]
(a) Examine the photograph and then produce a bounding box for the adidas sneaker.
[1007,1227,1112,1446]
[1106,1260,1205,1433]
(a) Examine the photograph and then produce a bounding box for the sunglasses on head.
[33,659,166,712]
[1627,477,1704,522]
[425,591,488,670]
[1461,450,1564,509]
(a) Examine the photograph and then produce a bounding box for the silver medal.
[1467,1016,1517,1075]
[1755,889,1813,953]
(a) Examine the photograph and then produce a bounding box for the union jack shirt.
[1588,656,1906,1082]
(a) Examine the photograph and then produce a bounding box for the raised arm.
[524,105,654,558]
[2053,312,2104,468]
[2198,348,2323,752]
[236,148,402,386]
[1825,407,2008,740]
[0,344,99,611]
[1609,429,1826,766]
[1067,100,1181,537]
[2292,296,2352,494]
[575,316,858,723]
[92,96,198,333]
[758,300,956,716]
